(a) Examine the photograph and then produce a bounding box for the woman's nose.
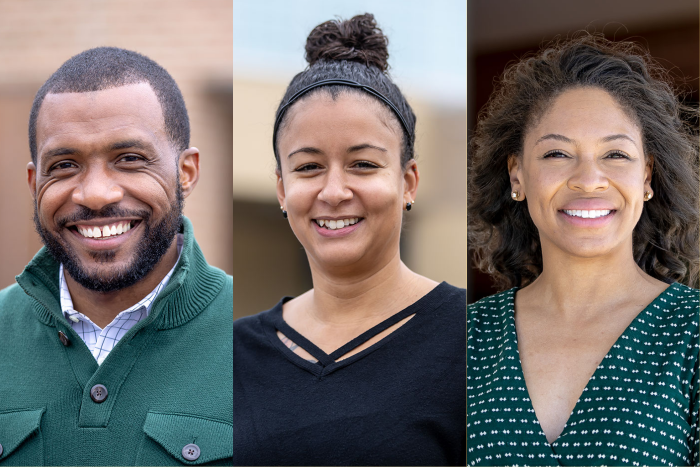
[317,168,353,206]
[567,159,609,193]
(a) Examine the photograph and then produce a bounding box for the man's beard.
[33,185,183,293]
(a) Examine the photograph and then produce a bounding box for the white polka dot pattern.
[467,283,699,466]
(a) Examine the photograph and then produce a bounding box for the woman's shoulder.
[467,288,517,336]
[233,297,291,337]
[428,281,466,309]
[467,288,517,313]
[653,282,699,319]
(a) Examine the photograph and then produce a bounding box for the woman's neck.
[301,249,436,326]
[520,242,669,321]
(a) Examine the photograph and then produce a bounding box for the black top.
[232,282,466,466]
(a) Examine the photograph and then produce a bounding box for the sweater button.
[182,443,200,461]
[58,331,70,346]
[90,384,108,403]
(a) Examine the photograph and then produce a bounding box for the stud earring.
[405,200,414,211]
[280,206,287,218]
[511,191,519,200]
[644,191,653,201]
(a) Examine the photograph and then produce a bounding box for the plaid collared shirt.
[59,235,183,365]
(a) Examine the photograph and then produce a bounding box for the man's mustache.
[55,205,151,229]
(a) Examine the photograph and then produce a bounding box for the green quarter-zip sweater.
[0,217,233,466]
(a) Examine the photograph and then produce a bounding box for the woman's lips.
[559,209,616,227]
[312,218,363,237]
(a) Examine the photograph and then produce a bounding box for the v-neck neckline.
[263,282,452,377]
[507,282,679,449]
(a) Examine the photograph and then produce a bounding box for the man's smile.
[71,219,138,238]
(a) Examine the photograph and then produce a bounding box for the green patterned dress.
[467,282,699,466]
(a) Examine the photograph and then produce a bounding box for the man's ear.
[275,169,286,210]
[178,148,200,198]
[402,159,419,205]
[27,161,37,200]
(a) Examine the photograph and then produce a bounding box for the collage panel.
[0,1,233,465]
[467,1,699,466]
[232,0,467,465]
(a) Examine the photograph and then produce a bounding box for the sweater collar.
[15,216,226,329]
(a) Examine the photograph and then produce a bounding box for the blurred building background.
[467,0,699,303]
[233,0,467,318]
[0,0,233,289]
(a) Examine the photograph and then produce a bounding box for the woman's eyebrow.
[534,133,638,147]
[287,147,322,158]
[599,134,638,146]
[534,133,573,146]
[347,143,387,153]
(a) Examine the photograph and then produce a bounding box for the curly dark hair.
[468,34,699,290]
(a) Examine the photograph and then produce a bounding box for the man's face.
[29,82,185,292]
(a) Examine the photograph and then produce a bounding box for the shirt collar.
[59,234,184,327]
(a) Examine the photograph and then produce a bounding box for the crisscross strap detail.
[273,300,420,367]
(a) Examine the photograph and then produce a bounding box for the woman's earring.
[644,191,653,201]
[280,206,287,218]
[511,191,519,200]
[406,200,414,211]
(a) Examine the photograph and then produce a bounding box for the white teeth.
[315,217,362,230]
[77,221,133,238]
[564,209,611,219]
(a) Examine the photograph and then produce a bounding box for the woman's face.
[510,87,652,260]
[276,92,418,272]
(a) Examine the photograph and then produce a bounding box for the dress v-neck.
[264,282,451,376]
[508,282,679,449]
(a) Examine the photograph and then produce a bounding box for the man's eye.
[119,154,145,163]
[51,161,77,171]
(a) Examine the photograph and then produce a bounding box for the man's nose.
[317,168,353,206]
[71,165,124,210]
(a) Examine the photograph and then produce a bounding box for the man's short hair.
[28,47,190,164]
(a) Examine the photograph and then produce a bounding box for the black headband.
[272,78,413,158]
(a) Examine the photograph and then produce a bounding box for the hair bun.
[305,13,389,71]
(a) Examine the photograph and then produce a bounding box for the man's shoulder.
[0,282,38,330]
[0,282,32,310]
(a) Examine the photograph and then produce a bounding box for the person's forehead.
[529,88,641,141]
[36,83,169,159]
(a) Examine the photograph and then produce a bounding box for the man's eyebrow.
[43,147,77,159]
[347,144,387,153]
[287,147,322,158]
[109,139,153,151]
